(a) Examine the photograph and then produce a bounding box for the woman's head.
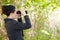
[2,5,18,19]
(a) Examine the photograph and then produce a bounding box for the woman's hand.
[20,9,27,16]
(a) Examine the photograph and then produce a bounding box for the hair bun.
[2,5,8,15]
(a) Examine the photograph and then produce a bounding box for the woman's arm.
[6,15,31,30]
[17,15,32,29]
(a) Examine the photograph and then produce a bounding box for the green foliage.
[0,36,2,40]
[0,0,60,40]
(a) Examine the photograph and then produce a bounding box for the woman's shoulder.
[4,18,17,24]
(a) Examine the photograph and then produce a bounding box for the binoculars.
[16,10,28,14]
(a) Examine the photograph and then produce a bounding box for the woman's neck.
[7,16,18,21]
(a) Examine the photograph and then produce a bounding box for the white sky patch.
[48,7,60,30]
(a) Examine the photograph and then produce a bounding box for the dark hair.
[2,5,15,16]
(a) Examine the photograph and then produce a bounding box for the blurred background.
[0,0,60,40]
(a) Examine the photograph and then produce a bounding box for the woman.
[2,5,31,40]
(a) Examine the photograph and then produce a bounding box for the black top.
[4,15,31,40]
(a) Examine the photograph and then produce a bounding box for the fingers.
[20,9,26,16]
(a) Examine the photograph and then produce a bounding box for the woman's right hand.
[20,9,27,16]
